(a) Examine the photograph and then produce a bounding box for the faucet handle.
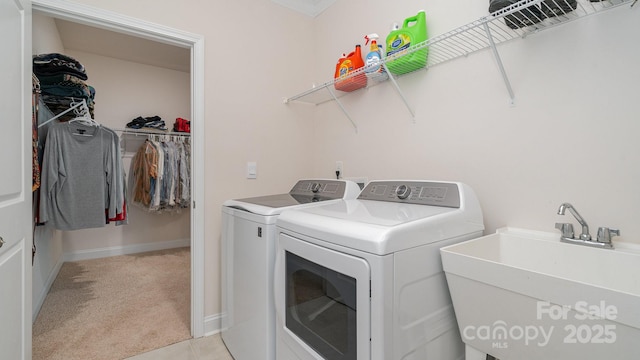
[555,222,574,239]
[597,227,619,244]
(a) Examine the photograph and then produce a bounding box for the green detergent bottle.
[385,10,428,75]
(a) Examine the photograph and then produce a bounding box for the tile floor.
[126,334,233,360]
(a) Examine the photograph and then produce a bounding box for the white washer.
[221,179,361,360]
[274,180,484,360]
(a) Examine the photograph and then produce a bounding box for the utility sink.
[440,227,640,360]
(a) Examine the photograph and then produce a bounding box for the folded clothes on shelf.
[126,115,167,130]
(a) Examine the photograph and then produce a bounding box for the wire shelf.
[113,127,191,137]
[285,0,633,107]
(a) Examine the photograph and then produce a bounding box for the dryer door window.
[286,251,356,359]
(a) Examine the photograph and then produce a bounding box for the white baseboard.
[32,252,64,322]
[63,238,190,262]
[203,313,224,336]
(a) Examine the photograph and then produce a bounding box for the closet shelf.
[113,128,191,137]
[284,0,634,124]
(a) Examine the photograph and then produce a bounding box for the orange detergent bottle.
[334,45,367,92]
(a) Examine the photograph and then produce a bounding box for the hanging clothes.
[32,75,41,192]
[129,136,190,213]
[39,120,127,230]
[35,97,56,153]
[33,82,59,226]
[131,140,158,208]
[32,74,41,264]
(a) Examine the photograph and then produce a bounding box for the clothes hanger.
[38,100,84,129]
[67,99,99,136]
[68,99,98,126]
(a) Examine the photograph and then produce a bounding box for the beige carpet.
[33,247,191,360]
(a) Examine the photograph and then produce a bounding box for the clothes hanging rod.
[112,128,191,137]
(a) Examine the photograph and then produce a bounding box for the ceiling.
[270,0,337,17]
[54,18,191,73]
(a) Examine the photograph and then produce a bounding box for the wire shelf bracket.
[483,22,516,105]
[383,63,416,122]
[326,86,358,133]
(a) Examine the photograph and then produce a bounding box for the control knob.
[311,183,322,193]
[396,184,411,199]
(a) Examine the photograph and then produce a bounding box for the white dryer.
[274,180,484,360]
[221,179,361,360]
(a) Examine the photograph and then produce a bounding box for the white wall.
[32,13,64,54]
[311,1,640,243]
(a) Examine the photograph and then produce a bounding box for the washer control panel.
[358,181,461,208]
[289,180,347,199]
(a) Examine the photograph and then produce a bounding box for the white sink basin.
[440,227,640,360]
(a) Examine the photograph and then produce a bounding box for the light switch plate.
[247,162,257,179]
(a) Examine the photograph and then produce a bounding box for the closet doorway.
[32,0,205,340]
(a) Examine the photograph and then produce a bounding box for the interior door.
[0,0,33,359]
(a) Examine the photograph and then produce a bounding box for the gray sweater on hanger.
[39,121,118,230]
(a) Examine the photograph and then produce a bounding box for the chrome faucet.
[555,202,617,249]
[557,203,591,240]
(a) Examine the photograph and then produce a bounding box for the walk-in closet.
[31,12,193,360]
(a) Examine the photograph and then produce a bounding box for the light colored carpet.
[33,247,191,360]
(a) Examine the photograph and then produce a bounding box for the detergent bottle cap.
[391,22,399,30]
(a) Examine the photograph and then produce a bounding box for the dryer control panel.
[358,181,460,208]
